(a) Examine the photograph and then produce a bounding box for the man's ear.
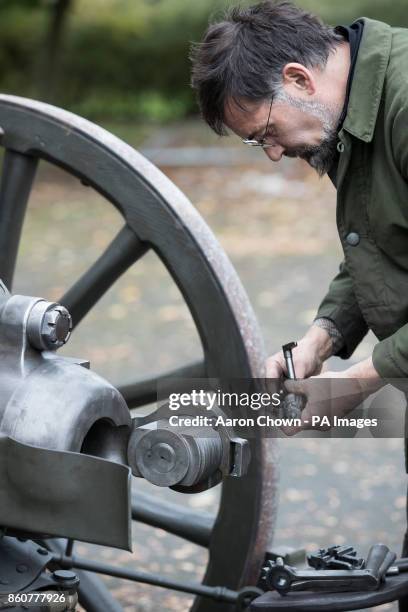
[282,63,316,95]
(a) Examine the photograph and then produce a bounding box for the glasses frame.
[241,95,275,148]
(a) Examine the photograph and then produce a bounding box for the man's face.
[224,89,341,176]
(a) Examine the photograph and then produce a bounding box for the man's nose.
[264,145,285,162]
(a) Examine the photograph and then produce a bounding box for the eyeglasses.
[241,95,275,148]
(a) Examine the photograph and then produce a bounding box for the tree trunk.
[38,0,72,103]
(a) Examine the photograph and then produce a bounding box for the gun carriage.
[0,95,278,612]
[2,96,408,612]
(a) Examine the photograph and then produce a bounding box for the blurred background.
[0,0,406,123]
[1,1,407,611]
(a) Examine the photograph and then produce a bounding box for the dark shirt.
[335,20,365,130]
[328,20,365,184]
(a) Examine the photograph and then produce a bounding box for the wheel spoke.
[132,490,213,547]
[0,150,38,290]
[60,225,148,327]
[118,360,206,409]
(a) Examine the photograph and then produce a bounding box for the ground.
[12,119,406,611]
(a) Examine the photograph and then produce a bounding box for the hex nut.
[27,301,72,351]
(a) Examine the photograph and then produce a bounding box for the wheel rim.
[0,94,279,611]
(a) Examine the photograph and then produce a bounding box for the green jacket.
[316,17,408,377]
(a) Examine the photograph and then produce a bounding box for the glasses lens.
[242,139,261,147]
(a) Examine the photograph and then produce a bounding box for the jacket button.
[337,141,345,153]
[346,232,360,246]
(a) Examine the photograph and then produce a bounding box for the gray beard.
[283,134,339,177]
[273,90,341,176]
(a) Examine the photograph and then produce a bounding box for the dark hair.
[190,1,342,135]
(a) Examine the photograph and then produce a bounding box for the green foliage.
[300,0,408,26]
[0,0,234,120]
[0,5,46,95]
[0,0,407,123]
[59,0,231,119]
[71,90,191,122]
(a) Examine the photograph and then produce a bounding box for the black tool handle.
[378,550,397,580]
[365,544,391,579]
[282,342,297,379]
[281,341,306,418]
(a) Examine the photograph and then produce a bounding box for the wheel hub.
[27,300,72,350]
[0,281,251,548]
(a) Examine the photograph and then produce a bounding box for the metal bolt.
[27,301,72,351]
[52,569,79,587]
[16,564,28,573]
[150,442,176,473]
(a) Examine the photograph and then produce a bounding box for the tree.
[0,0,73,102]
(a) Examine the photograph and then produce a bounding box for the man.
[190,0,408,388]
[191,4,408,606]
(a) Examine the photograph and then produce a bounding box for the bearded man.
[191,1,408,606]
[191,0,408,382]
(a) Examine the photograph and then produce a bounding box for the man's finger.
[266,354,286,378]
[284,379,309,394]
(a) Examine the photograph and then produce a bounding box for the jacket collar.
[342,18,392,143]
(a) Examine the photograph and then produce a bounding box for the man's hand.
[282,357,383,435]
[336,356,381,381]
[266,324,333,379]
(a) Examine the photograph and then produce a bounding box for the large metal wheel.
[0,95,279,611]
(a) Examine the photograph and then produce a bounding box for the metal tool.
[281,341,305,419]
[262,543,397,595]
[282,342,298,380]
[308,545,365,571]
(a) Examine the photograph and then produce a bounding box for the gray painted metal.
[0,95,279,611]
[44,539,124,612]
[130,403,250,492]
[0,537,80,611]
[0,285,132,549]
[27,301,72,350]
[132,427,204,487]
[0,282,249,546]
[0,435,131,549]
[0,536,52,593]
[0,287,131,454]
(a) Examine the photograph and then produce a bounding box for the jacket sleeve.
[373,328,408,377]
[372,105,408,377]
[315,260,368,359]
